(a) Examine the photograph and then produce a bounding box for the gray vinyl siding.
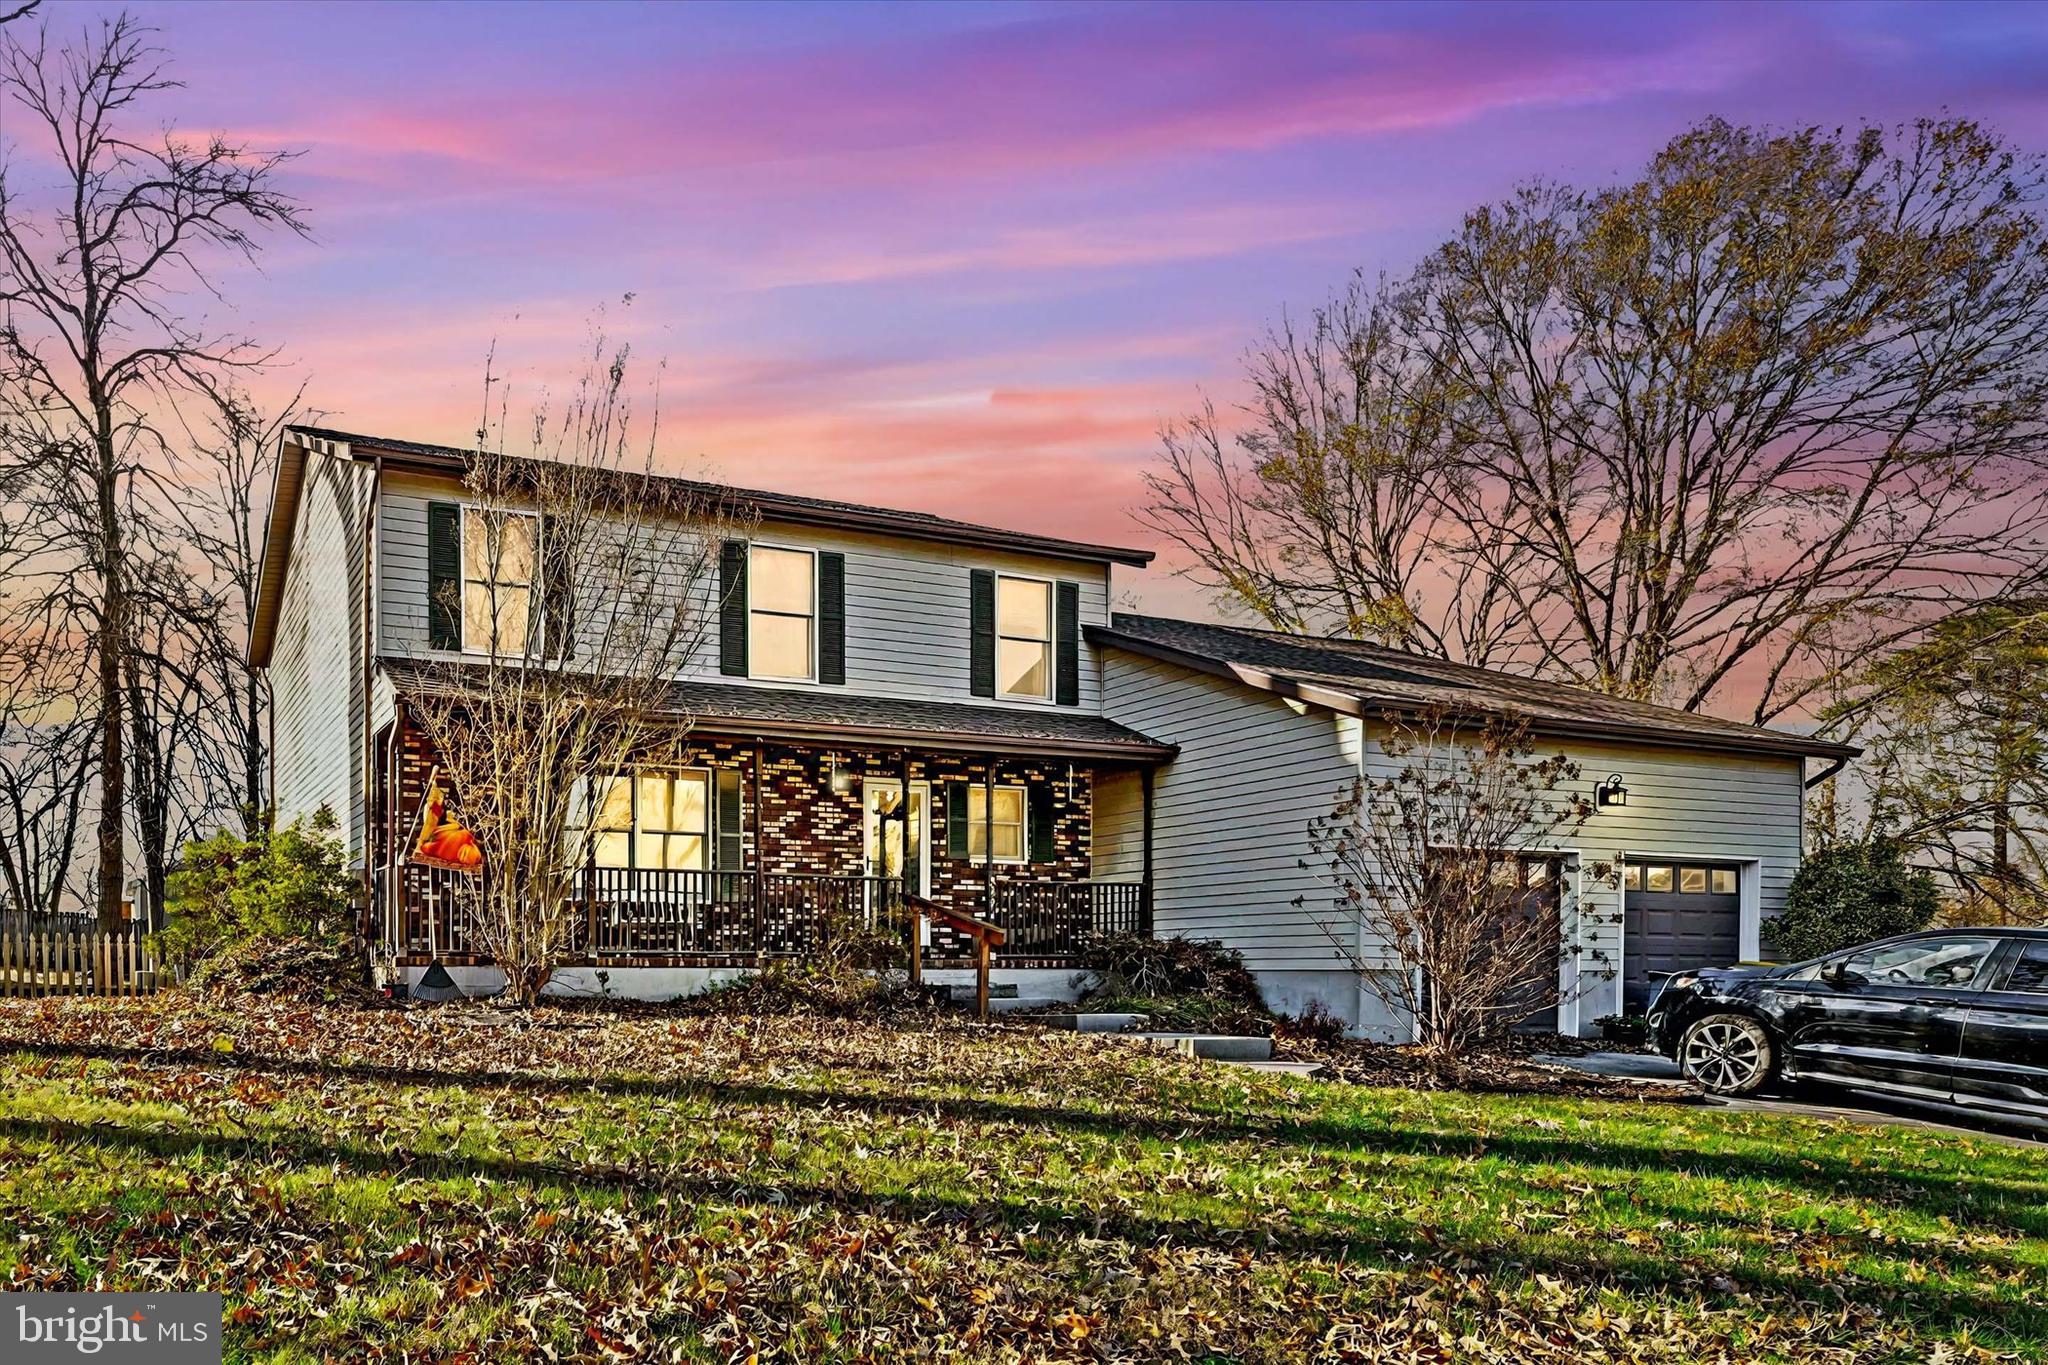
[1438,735,1807,1026]
[375,471,1113,711]
[1102,652,1361,972]
[269,450,372,863]
[1104,645,1811,1029]
[1090,769,1144,881]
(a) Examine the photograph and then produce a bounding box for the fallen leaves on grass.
[0,994,2041,1363]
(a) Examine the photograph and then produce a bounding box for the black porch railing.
[989,878,1146,956]
[384,864,1146,963]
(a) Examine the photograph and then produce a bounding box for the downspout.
[1802,755,1850,790]
[359,452,382,937]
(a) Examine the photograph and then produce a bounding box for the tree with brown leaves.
[1147,118,2048,726]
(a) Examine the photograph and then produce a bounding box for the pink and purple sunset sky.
[42,0,2048,616]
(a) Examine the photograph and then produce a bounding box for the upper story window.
[996,575,1052,700]
[462,508,537,653]
[749,545,815,680]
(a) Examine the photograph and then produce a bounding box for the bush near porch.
[2,996,2044,1362]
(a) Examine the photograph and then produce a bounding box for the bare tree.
[1831,601,2048,922]
[122,545,222,925]
[0,14,305,925]
[1144,285,1536,665]
[1149,118,2048,724]
[1299,708,1595,1061]
[183,387,297,835]
[0,697,92,915]
[404,341,741,1004]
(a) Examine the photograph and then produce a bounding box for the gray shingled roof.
[1089,614,1857,761]
[378,657,1174,761]
[291,424,1152,566]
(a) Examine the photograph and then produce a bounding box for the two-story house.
[250,424,1857,1036]
[248,426,1176,1005]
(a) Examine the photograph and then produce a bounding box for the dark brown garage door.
[1624,862,1741,1013]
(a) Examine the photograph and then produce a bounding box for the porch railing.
[384,864,1143,963]
[989,879,1147,957]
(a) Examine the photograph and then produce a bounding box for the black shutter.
[427,501,462,651]
[539,513,574,659]
[818,551,846,685]
[1028,782,1055,863]
[1055,581,1080,706]
[969,569,995,697]
[947,782,969,859]
[719,540,748,676]
[715,768,744,872]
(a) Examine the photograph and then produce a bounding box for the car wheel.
[1678,1013,1776,1096]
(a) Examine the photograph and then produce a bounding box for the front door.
[1780,933,1997,1101]
[1954,938,2048,1122]
[862,779,929,908]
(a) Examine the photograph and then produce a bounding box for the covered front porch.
[368,670,1171,976]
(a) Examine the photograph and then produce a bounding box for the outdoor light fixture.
[828,755,854,796]
[1595,773,1629,809]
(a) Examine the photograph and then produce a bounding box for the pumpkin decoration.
[411,771,483,874]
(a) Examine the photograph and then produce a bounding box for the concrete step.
[1039,1012,1148,1033]
[986,995,1065,1013]
[1130,1032,1274,1062]
[946,982,1019,1000]
[1217,1059,1326,1078]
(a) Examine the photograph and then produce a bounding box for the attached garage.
[1091,613,1861,1039]
[1622,861,1743,1013]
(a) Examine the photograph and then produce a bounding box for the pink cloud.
[219,7,1781,204]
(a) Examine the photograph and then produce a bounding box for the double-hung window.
[591,770,711,871]
[461,508,538,654]
[965,784,1026,863]
[995,575,1052,700]
[749,545,816,680]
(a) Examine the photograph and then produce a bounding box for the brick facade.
[381,714,1114,963]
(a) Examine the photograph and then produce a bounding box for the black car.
[1646,927,2048,1125]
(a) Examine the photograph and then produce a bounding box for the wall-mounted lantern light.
[1595,773,1628,809]
[828,754,853,796]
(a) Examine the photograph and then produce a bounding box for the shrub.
[160,807,357,972]
[1769,839,1940,961]
[1077,933,1266,1008]
[1274,1000,1348,1045]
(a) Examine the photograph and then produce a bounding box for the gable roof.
[249,424,1154,666]
[1089,613,1859,762]
[378,657,1174,762]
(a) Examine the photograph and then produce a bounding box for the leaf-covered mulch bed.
[3,994,2045,1362]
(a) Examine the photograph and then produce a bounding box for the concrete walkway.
[1532,1050,1685,1083]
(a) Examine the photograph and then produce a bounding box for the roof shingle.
[1089,614,1857,761]
[379,657,1174,761]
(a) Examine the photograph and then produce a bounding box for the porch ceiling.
[378,657,1175,762]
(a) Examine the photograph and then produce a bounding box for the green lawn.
[1,996,2043,1362]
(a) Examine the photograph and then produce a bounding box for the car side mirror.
[1822,962,1866,989]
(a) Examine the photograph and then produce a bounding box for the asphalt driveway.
[1535,1050,2047,1149]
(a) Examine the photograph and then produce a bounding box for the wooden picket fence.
[0,923,176,999]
